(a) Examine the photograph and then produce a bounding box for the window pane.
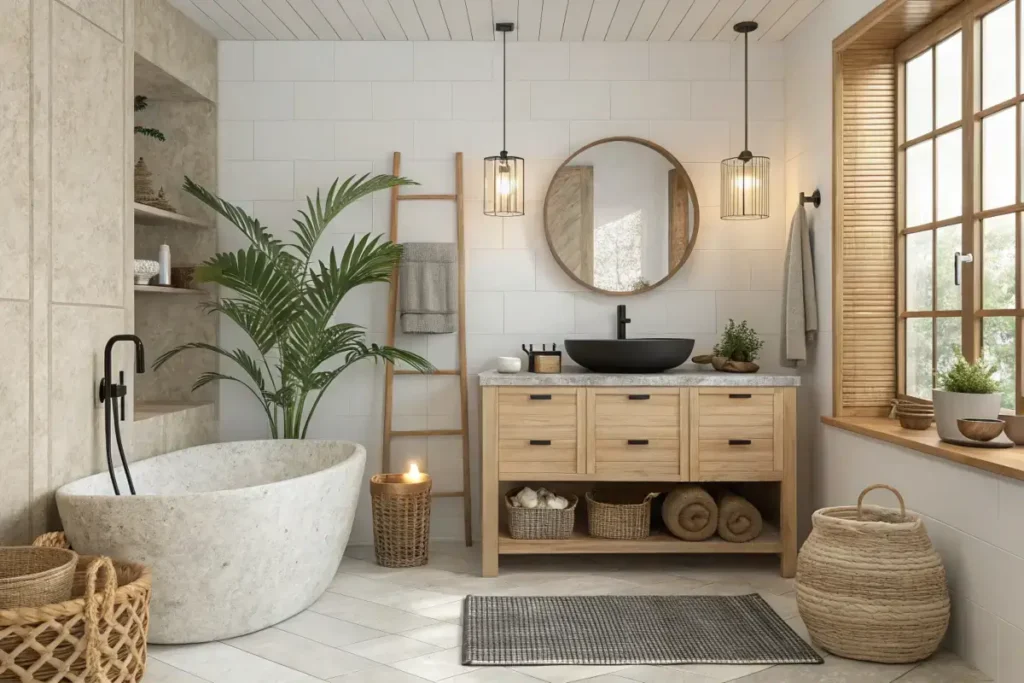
[906,141,934,227]
[936,223,962,310]
[936,33,962,127]
[982,108,1017,210]
[983,316,1017,411]
[907,317,934,400]
[906,48,934,140]
[907,230,934,311]
[983,214,1017,309]
[983,2,1016,109]
[936,129,962,221]
[937,317,962,378]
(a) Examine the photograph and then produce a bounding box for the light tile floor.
[147,543,989,683]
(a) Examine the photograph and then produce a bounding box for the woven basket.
[0,547,77,609]
[371,473,432,568]
[0,533,151,683]
[586,491,658,540]
[505,489,578,540]
[796,485,950,664]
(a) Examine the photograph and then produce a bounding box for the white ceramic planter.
[932,389,1003,441]
[56,440,365,644]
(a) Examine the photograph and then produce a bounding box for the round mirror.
[543,137,699,295]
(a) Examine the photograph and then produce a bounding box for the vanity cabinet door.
[691,388,783,481]
[497,388,585,478]
[586,388,686,480]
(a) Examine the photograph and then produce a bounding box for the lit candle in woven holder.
[370,463,432,568]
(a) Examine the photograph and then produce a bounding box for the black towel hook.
[799,189,821,208]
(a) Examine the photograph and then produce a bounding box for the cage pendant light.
[721,21,770,220]
[484,23,525,217]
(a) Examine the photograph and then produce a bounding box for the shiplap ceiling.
[169,0,822,41]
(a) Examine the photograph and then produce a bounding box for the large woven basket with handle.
[796,485,950,664]
[0,533,151,683]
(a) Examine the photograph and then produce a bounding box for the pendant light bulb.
[721,21,770,220]
[484,23,525,217]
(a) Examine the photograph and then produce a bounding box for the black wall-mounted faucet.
[98,334,145,495]
[617,305,631,340]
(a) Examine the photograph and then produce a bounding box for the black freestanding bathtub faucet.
[98,334,145,495]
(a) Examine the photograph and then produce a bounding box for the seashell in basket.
[133,259,160,285]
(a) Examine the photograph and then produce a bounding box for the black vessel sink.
[564,338,695,373]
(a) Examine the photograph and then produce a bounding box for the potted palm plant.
[155,174,432,439]
[933,355,1002,443]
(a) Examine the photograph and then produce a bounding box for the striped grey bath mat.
[462,594,822,666]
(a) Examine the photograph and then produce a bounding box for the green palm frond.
[183,176,285,257]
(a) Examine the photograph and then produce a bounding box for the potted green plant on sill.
[933,355,1002,443]
[154,174,433,439]
[711,319,764,373]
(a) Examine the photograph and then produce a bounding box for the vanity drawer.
[498,388,581,440]
[498,439,578,477]
[694,438,779,480]
[594,439,681,477]
[590,388,681,440]
[697,388,777,440]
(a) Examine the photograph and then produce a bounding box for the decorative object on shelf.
[796,484,949,664]
[586,490,658,541]
[933,355,1002,444]
[370,463,432,568]
[496,356,521,374]
[0,533,151,683]
[153,175,432,439]
[956,418,1004,442]
[505,487,576,540]
[133,157,158,205]
[0,546,77,608]
[149,188,176,213]
[133,259,160,285]
[712,319,763,373]
[721,21,769,220]
[484,22,524,217]
[691,354,713,366]
[532,345,562,374]
[890,399,934,430]
[170,265,196,290]
[157,244,171,286]
[133,95,165,141]
[716,491,763,543]
[1002,414,1024,445]
[661,485,717,541]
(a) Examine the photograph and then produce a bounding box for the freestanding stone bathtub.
[55,440,366,644]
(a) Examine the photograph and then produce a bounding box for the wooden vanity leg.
[481,387,499,577]
[780,387,797,578]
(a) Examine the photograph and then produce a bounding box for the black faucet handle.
[119,371,126,421]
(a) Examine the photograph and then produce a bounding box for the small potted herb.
[711,319,764,373]
[933,355,1003,443]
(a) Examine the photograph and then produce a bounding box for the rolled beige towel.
[661,485,718,541]
[717,491,763,542]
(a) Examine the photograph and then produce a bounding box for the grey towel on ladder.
[400,242,458,334]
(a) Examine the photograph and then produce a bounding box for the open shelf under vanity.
[498,523,782,555]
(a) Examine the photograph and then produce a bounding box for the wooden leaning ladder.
[382,151,472,547]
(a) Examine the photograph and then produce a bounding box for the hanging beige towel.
[400,242,457,334]
[661,485,718,541]
[781,206,818,367]
[717,491,763,543]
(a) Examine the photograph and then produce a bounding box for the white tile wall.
[217,39,790,543]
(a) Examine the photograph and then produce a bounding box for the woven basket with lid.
[796,485,950,664]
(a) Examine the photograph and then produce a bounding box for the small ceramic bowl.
[133,259,160,285]
[1002,415,1024,445]
[956,418,1005,442]
[897,413,933,430]
[497,357,521,374]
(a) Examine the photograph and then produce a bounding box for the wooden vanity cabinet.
[481,381,798,578]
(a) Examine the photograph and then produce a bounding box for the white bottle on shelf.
[158,244,171,286]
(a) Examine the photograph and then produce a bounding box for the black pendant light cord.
[502,28,507,155]
[743,29,749,155]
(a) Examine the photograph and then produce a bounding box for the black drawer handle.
[728,439,752,446]
[529,439,552,446]
[628,394,650,400]
[627,439,649,446]
[728,393,752,399]
[529,394,552,400]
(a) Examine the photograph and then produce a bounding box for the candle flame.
[408,463,421,478]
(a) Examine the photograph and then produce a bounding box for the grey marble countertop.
[478,367,801,387]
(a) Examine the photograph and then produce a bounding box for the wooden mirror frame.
[542,136,701,296]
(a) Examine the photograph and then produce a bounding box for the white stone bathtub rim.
[56,439,367,500]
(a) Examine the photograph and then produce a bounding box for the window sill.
[822,416,1024,482]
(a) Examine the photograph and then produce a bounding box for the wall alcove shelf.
[134,284,205,295]
[134,202,210,229]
